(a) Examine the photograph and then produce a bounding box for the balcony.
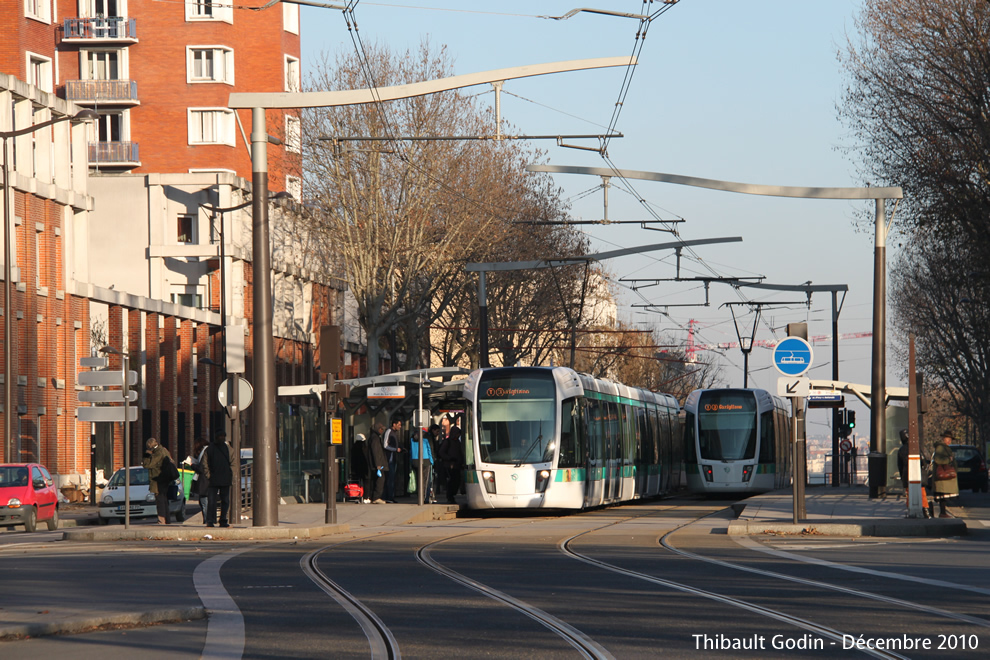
[89,141,140,168]
[62,17,138,43]
[65,79,139,106]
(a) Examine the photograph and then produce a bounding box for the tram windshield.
[697,391,757,461]
[477,370,557,464]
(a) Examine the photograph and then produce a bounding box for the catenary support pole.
[869,198,887,499]
[251,107,277,526]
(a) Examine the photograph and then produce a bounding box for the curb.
[727,518,968,537]
[0,606,206,641]
[63,523,350,542]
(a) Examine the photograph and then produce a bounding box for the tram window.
[759,411,775,463]
[697,392,757,461]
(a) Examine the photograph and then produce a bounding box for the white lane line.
[734,535,990,596]
[194,546,258,660]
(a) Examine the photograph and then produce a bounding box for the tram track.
[416,530,616,660]
[558,503,912,660]
[301,543,401,660]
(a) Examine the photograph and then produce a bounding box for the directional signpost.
[78,349,137,528]
[774,334,813,524]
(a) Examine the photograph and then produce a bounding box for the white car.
[98,466,187,523]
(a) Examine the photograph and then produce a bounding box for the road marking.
[734,535,990,597]
[194,546,257,660]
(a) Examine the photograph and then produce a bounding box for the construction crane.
[683,319,872,363]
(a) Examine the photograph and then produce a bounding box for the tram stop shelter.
[277,368,471,502]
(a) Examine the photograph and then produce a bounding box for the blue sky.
[300,1,890,435]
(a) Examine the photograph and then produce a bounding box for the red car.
[0,463,60,532]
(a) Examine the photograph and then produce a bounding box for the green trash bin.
[179,468,196,500]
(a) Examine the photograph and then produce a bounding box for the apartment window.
[285,115,301,153]
[82,49,123,80]
[177,214,194,244]
[89,0,123,17]
[285,175,301,202]
[188,47,234,85]
[92,111,125,142]
[186,0,232,24]
[25,0,51,24]
[283,2,299,34]
[188,108,235,146]
[171,291,204,308]
[285,56,300,93]
[26,53,53,93]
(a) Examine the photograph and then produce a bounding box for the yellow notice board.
[331,417,343,445]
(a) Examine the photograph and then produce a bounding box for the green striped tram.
[682,389,792,495]
[461,366,682,510]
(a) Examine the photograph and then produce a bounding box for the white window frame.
[176,214,196,244]
[285,175,301,202]
[170,286,204,309]
[80,48,126,81]
[283,2,299,34]
[187,107,236,147]
[185,0,232,24]
[25,52,53,93]
[285,114,301,154]
[85,0,127,18]
[25,0,52,24]
[186,46,235,85]
[284,55,300,93]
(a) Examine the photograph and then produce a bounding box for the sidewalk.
[61,498,460,542]
[727,485,968,537]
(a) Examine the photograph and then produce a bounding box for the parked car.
[0,463,60,532]
[98,466,187,523]
[948,444,989,493]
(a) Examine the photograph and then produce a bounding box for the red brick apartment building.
[2,0,345,490]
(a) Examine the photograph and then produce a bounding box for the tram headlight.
[742,465,755,482]
[481,471,496,494]
[535,469,551,493]
[702,465,713,483]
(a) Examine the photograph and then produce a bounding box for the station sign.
[367,385,405,399]
[807,393,844,409]
[77,406,138,423]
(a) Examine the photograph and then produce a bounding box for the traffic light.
[837,409,850,438]
[847,410,856,430]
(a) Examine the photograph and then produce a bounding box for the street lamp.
[198,190,290,526]
[3,108,98,461]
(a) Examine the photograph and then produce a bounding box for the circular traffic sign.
[773,336,814,377]
[840,439,852,453]
[218,376,254,411]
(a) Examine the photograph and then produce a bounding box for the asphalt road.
[1,495,989,658]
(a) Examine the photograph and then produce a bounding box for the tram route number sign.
[777,376,811,398]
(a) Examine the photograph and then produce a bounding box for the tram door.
[604,402,621,502]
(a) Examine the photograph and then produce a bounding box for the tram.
[460,366,682,510]
[682,388,792,495]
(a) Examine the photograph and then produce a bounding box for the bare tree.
[303,43,534,375]
[840,0,990,444]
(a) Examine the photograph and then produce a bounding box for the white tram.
[682,388,792,495]
[461,366,682,510]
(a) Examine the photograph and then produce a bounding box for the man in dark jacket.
[369,423,388,504]
[438,415,464,504]
[142,437,172,525]
[204,432,236,527]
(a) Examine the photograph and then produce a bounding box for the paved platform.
[727,485,968,537]
[61,498,460,542]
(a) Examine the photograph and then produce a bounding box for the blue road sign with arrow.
[773,337,813,377]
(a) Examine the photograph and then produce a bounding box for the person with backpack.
[142,437,177,525]
[204,431,237,527]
